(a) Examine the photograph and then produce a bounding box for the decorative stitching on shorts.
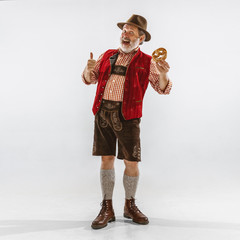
[92,140,97,154]
[99,109,108,128]
[111,111,122,131]
[132,144,141,160]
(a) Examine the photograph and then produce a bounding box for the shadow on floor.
[0,217,240,236]
[146,218,240,231]
[0,220,89,236]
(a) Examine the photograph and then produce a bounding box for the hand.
[87,52,96,72]
[156,59,170,74]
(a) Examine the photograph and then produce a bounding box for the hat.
[117,14,151,42]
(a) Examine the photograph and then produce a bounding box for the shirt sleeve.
[148,59,172,94]
[81,53,104,85]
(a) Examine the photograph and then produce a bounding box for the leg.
[91,155,116,229]
[124,159,139,177]
[123,159,149,225]
[101,155,115,170]
[91,103,119,229]
[123,159,139,199]
[100,156,115,200]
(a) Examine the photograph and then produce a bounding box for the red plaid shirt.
[82,48,172,101]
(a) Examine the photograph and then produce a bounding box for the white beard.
[119,37,140,53]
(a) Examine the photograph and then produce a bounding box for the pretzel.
[152,48,167,62]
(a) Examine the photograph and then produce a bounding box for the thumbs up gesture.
[87,52,96,72]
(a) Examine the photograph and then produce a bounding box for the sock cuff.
[101,168,115,173]
[123,174,139,180]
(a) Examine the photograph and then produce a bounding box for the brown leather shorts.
[93,99,141,162]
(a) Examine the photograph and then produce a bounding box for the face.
[120,24,145,53]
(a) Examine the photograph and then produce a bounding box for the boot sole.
[91,217,116,229]
[124,214,149,225]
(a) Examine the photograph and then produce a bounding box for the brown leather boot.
[124,197,149,225]
[91,199,115,229]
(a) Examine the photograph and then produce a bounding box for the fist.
[87,52,96,71]
[156,59,170,74]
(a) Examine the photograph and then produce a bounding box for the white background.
[0,0,240,239]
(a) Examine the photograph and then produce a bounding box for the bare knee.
[101,155,115,169]
[124,159,138,168]
[124,159,139,176]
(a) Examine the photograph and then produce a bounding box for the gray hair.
[138,29,146,45]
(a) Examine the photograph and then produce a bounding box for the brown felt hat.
[117,14,151,42]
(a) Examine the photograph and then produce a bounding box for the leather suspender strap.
[109,52,127,76]
[111,65,127,76]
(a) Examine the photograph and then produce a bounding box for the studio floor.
[1,184,240,240]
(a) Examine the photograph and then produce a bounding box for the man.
[82,14,172,229]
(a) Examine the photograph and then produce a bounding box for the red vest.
[92,48,152,120]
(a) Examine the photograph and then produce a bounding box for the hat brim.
[117,22,151,42]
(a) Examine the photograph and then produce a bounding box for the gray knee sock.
[100,169,115,200]
[123,174,139,199]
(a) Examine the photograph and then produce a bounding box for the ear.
[139,35,145,44]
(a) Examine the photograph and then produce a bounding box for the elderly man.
[82,14,172,229]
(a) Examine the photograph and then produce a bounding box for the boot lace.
[130,198,142,214]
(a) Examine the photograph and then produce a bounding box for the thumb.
[90,52,93,59]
